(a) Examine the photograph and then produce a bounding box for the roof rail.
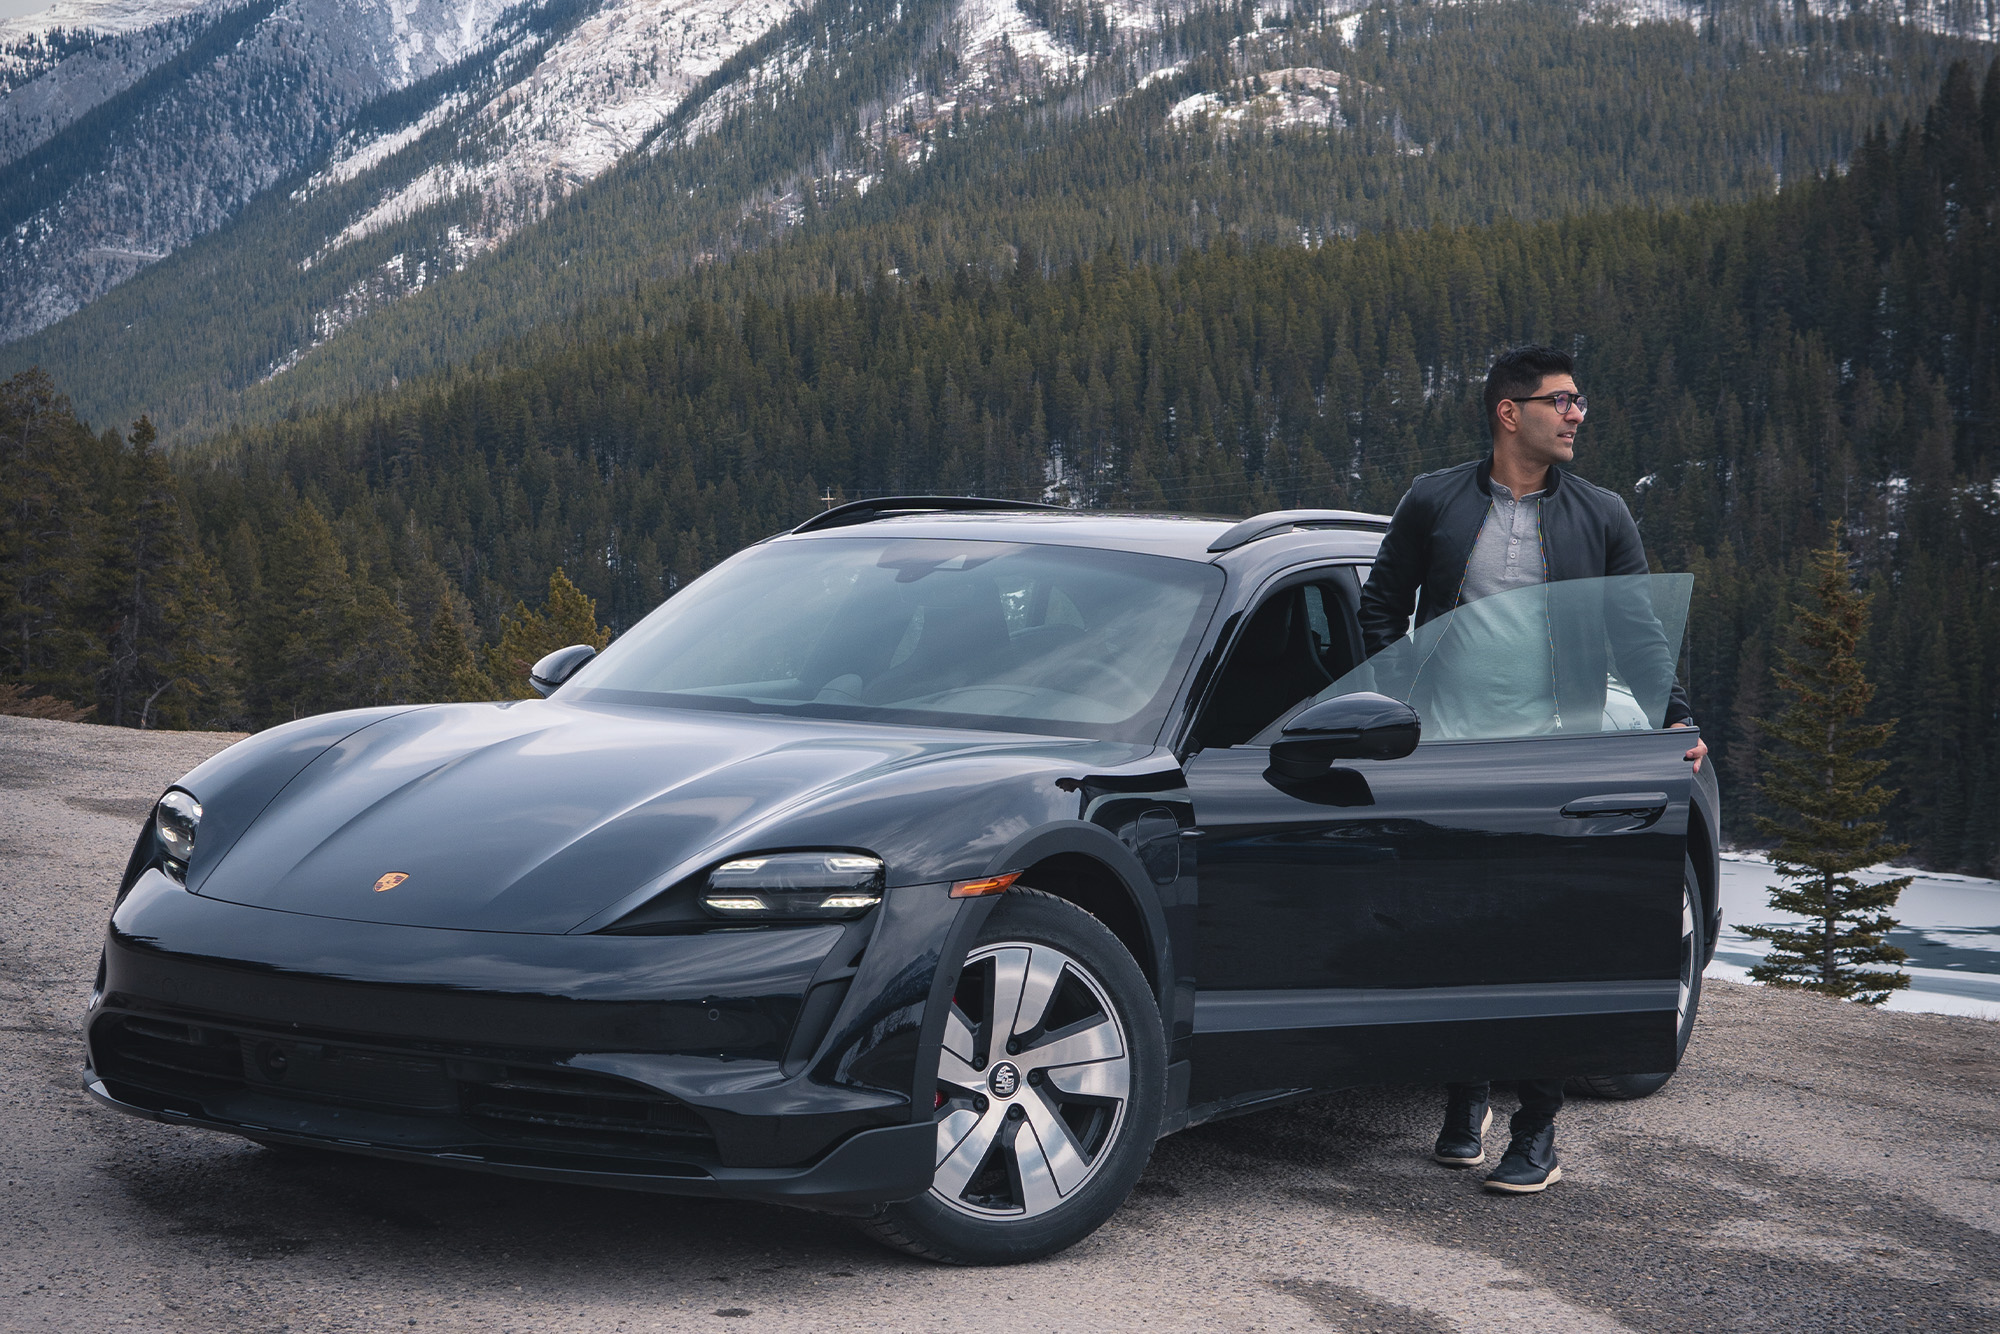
[791,495,1066,534]
[1206,509,1391,553]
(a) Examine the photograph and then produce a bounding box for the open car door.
[1184,574,1697,1114]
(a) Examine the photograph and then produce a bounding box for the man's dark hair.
[1484,345,1575,430]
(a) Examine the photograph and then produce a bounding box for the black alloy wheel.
[858,889,1165,1264]
[1571,855,1705,1100]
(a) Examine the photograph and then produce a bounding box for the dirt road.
[3,715,1996,1332]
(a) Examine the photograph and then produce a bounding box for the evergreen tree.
[92,416,228,727]
[151,545,240,730]
[0,369,101,704]
[486,568,612,698]
[415,602,498,703]
[248,500,414,721]
[1745,526,1912,1003]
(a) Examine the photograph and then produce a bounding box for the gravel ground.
[3,714,1997,1333]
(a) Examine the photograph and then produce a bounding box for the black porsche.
[87,498,1721,1264]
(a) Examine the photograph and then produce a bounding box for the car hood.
[192,699,1099,934]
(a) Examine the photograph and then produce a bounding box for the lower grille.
[92,1013,718,1160]
[101,1016,241,1090]
[463,1069,715,1150]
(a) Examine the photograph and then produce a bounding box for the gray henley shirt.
[1426,487,1558,738]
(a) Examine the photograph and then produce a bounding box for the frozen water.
[1707,851,2000,1020]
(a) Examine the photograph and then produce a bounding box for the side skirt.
[1187,981,1678,1107]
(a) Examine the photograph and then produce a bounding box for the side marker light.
[949,871,1022,899]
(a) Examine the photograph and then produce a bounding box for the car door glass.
[1276,574,1693,742]
[1194,571,1362,748]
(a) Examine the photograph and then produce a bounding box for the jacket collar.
[1476,452,1564,498]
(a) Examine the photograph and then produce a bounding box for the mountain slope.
[3,0,1996,442]
[0,0,540,341]
[0,0,912,347]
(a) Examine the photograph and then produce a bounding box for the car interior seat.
[863,583,1013,703]
[1196,587,1337,748]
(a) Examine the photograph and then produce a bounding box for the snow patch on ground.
[1169,66,1350,133]
[266,226,488,379]
[1579,0,1706,26]
[0,0,218,41]
[953,0,1071,81]
[656,30,815,149]
[1583,0,2000,41]
[1705,957,2000,1020]
[1094,0,1177,31]
[296,90,475,203]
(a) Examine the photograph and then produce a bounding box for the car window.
[564,537,1224,743]
[1193,568,1364,749]
[1267,573,1693,743]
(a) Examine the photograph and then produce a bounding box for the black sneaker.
[1483,1123,1561,1193]
[1431,1094,1493,1167]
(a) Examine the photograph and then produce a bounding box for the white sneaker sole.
[1484,1164,1563,1194]
[1431,1106,1494,1167]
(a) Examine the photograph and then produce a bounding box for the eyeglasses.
[1510,391,1588,416]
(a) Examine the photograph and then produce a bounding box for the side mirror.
[529,644,598,697]
[1269,692,1420,777]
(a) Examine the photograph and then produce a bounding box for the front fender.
[800,883,999,1127]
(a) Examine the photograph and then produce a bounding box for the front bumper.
[86,870,980,1205]
[81,1071,934,1206]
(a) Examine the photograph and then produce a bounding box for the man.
[1357,344,1707,1194]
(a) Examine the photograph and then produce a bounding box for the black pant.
[1448,1079,1564,1134]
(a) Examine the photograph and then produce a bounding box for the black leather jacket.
[1358,455,1694,728]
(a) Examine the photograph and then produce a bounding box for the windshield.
[1269,573,1694,743]
[565,537,1225,742]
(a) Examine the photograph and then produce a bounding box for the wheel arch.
[988,822,1171,1016]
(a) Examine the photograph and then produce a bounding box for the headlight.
[153,789,202,876]
[701,852,884,920]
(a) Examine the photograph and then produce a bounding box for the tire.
[856,889,1165,1264]
[1570,856,1705,1100]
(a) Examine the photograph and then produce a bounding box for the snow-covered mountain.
[302,0,806,262]
[1,0,1216,346]
[2,0,1997,389]
[0,0,529,340]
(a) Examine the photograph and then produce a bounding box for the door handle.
[1560,792,1668,818]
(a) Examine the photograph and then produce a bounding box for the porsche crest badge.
[373,872,410,893]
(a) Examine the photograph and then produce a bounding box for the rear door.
[1183,573,1696,1113]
